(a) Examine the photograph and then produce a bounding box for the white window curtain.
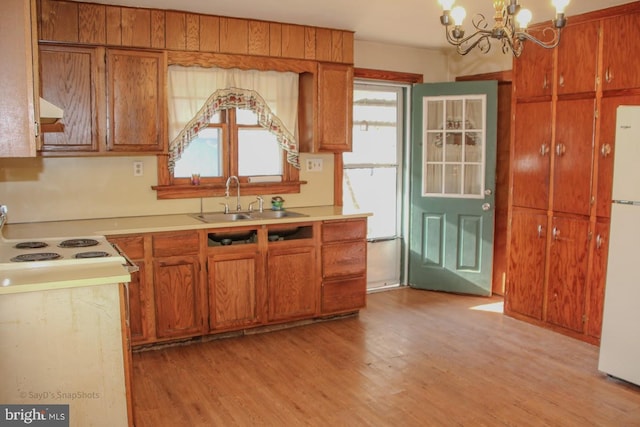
[167,65,300,172]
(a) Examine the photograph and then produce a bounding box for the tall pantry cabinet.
[505,3,640,344]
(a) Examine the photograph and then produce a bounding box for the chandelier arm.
[457,34,493,55]
[516,28,562,49]
[445,26,494,47]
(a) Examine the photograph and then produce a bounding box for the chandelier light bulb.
[439,0,456,11]
[451,6,467,25]
[552,0,570,14]
[516,8,532,29]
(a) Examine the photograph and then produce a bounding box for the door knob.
[484,189,493,196]
[482,203,491,211]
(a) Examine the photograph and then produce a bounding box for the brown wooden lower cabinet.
[505,210,604,344]
[207,248,263,331]
[109,217,368,346]
[267,244,317,322]
[505,209,547,320]
[546,215,590,332]
[153,255,205,339]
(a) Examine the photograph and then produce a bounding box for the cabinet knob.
[605,67,613,83]
[552,227,560,240]
[600,143,612,158]
[543,74,549,90]
[540,143,550,156]
[559,74,565,88]
[596,234,604,249]
[537,224,544,238]
[555,143,566,157]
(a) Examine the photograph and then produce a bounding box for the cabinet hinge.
[594,107,599,119]
[34,121,40,138]
[583,314,587,324]
[588,231,593,241]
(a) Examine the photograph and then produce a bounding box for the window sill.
[152,181,307,200]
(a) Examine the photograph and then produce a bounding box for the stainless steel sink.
[190,210,307,223]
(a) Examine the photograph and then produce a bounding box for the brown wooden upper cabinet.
[556,20,599,96]
[511,101,552,211]
[39,46,165,154]
[601,12,640,92]
[39,45,104,153]
[106,49,165,153]
[513,28,554,100]
[299,63,354,153]
[0,0,40,157]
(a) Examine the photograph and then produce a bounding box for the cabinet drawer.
[109,235,144,259]
[322,241,366,279]
[322,277,366,313]
[322,219,366,242]
[152,231,200,257]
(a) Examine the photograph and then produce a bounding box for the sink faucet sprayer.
[225,176,242,212]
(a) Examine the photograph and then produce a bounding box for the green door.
[408,81,497,296]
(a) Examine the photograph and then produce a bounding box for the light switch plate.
[306,158,323,172]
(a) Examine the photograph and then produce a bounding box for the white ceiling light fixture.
[438,0,570,57]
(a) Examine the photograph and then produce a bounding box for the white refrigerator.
[598,105,640,386]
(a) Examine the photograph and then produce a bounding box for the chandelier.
[438,0,570,57]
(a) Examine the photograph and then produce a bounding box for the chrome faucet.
[248,196,264,213]
[225,176,242,211]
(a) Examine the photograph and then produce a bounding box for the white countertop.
[0,206,370,294]
[2,206,370,239]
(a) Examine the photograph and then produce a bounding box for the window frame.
[153,53,314,200]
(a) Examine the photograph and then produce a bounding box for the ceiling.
[88,0,634,50]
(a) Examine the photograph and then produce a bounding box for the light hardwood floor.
[132,288,640,426]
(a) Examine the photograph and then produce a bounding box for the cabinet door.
[39,45,104,152]
[109,235,152,344]
[596,95,640,218]
[154,256,204,339]
[553,98,595,216]
[586,220,610,339]
[208,250,263,330]
[267,245,317,321]
[513,30,553,99]
[556,21,599,95]
[511,101,552,210]
[0,0,39,157]
[505,210,547,320]
[107,49,165,152]
[317,63,353,152]
[546,216,590,332]
[602,13,640,92]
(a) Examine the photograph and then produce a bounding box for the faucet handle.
[219,203,229,214]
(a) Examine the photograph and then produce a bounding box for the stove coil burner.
[14,241,49,249]
[74,251,111,259]
[59,238,99,248]
[11,252,62,262]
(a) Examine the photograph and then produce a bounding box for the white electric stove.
[0,235,129,271]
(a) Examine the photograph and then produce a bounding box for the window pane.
[173,128,222,178]
[445,164,461,194]
[238,129,283,176]
[347,89,399,165]
[237,108,259,125]
[343,167,398,239]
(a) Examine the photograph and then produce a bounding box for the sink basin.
[190,210,307,223]
[250,210,307,219]
[190,212,252,223]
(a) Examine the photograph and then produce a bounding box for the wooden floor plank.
[132,288,640,426]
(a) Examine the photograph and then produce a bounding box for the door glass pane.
[423,95,486,198]
[464,165,482,195]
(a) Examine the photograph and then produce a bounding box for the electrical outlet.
[133,161,143,176]
[306,158,323,172]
